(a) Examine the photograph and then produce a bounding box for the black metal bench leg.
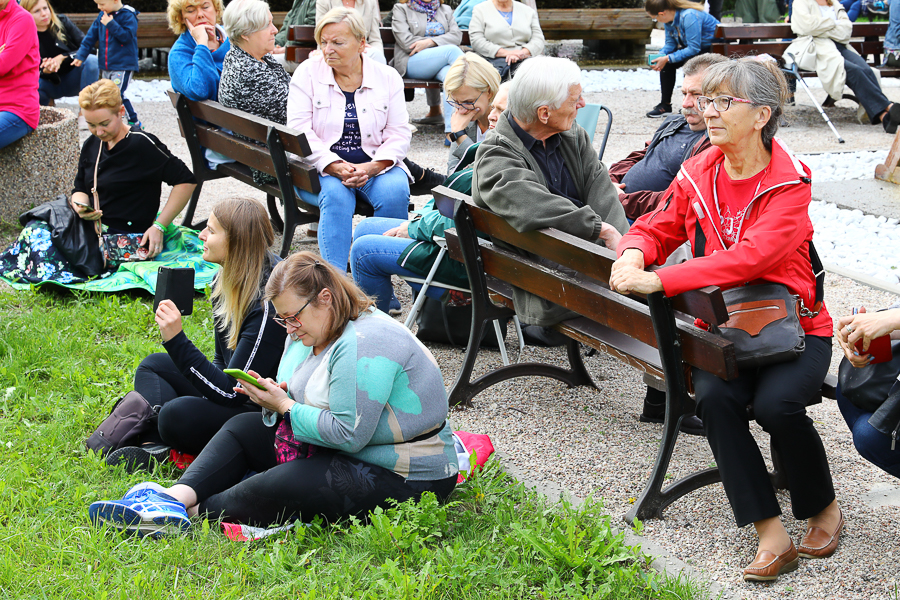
[181,181,204,229]
[447,316,491,406]
[564,338,597,388]
[279,203,297,258]
[626,292,721,523]
[267,194,284,231]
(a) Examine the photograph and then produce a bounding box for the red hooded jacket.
[618,138,832,337]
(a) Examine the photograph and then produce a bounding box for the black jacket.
[162,253,288,407]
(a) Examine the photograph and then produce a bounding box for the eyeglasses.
[696,95,756,112]
[273,296,313,328]
[447,91,483,111]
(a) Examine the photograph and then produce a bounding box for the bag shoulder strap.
[91,141,103,236]
[692,222,824,307]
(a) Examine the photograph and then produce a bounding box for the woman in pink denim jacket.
[287,6,411,269]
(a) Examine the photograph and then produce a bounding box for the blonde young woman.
[644,0,718,117]
[23,0,99,106]
[166,0,230,101]
[106,198,287,472]
[786,0,900,133]
[468,0,544,80]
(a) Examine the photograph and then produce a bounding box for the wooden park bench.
[431,185,837,523]
[711,22,900,79]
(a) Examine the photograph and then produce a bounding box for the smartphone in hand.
[224,368,267,390]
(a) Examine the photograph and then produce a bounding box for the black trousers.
[694,335,834,527]
[179,412,458,527]
[659,58,687,107]
[133,353,258,454]
[834,42,891,124]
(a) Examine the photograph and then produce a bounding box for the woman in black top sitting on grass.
[0,79,196,285]
[106,197,287,472]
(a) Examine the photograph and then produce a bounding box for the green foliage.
[0,289,709,599]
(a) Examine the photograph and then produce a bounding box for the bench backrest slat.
[176,97,312,157]
[433,186,729,326]
[443,226,737,379]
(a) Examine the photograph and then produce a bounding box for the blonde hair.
[21,0,67,44]
[264,251,374,346]
[207,199,275,349]
[78,79,122,112]
[314,7,367,46]
[166,0,224,36]
[443,52,501,103]
[644,0,705,13]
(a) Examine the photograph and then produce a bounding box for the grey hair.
[223,0,271,46]
[314,6,367,45]
[701,57,789,151]
[682,52,728,77]
[507,57,582,124]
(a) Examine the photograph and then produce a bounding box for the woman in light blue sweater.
[166,0,231,101]
[89,251,458,536]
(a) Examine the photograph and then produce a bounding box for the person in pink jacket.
[287,7,411,270]
[0,0,40,148]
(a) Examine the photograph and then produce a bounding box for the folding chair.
[574,103,614,161]
[398,237,524,366]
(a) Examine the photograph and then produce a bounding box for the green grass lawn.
[0,288,708,599]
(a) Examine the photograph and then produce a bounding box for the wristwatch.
[449,130,468,143]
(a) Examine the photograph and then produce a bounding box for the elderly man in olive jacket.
[472,56,628,338]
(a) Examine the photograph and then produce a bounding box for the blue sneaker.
[89,482,191,538]
[388,295,403,316]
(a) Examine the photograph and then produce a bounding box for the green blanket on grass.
[0,223,219,294]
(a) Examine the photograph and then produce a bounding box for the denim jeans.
[837,386,900,479]
[0,112,34,149]
[39,55,99,105]
[887,0,900,53]
[297,165,410,270]
[405,45,465,133]
[350,217,445,312]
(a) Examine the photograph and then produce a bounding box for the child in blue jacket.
[72,0,140,125]
[645,0,718,118]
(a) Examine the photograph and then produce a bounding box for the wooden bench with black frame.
[168,89,376,258]
[711,22,900,82]
[285,25,470,100]
[431,185,837,523]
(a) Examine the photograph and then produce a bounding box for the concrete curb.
[495,450,741,600]
[823,261,900,297]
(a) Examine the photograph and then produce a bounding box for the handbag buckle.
[794,294,820,318]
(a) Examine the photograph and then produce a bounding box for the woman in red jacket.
[610,58,840,583]
[0,0,40,148]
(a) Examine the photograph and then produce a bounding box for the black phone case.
[154,267,195,315]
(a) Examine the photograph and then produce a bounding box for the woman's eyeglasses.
[447,91,484,111]
[273,297,313,328]
[696,95,756,112]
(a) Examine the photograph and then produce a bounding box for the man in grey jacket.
[472,56,628,340]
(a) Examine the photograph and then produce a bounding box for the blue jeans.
[297,165,410,269]
[350,217,445,312]
[841,0,862,20]
[405,45,464,133]
[837,386,900,478]
[39,55,99,105]
[0,112,33,149]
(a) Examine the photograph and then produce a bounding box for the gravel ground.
[19,78,900,598]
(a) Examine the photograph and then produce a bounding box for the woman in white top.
[468,0,543,80]
[316,0,384,63]
[786,0,899,132]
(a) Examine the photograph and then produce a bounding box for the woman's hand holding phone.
[232,369,295,414]
[156,299,184,342]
